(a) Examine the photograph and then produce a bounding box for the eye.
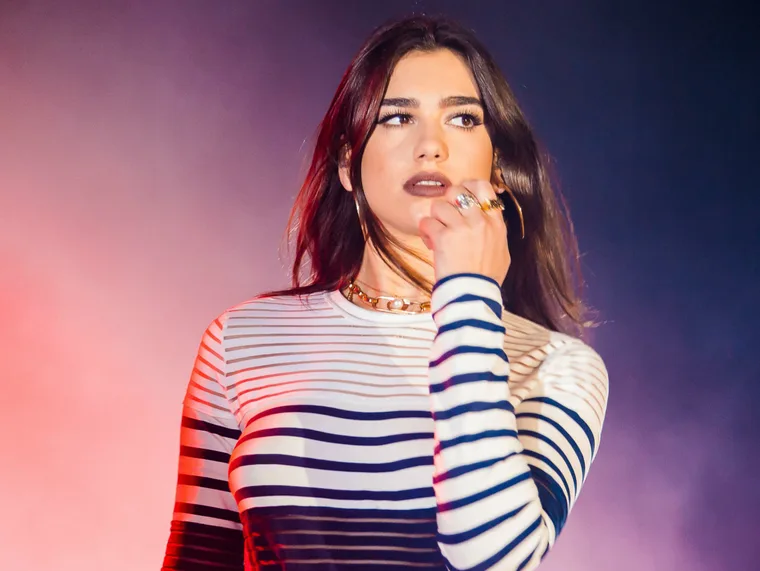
[377,112,413,126]
[449,112,483,129]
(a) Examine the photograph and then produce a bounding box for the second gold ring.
[480,197,505,212]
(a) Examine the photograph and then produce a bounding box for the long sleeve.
[161,316,245,571]
[429,273,609,571]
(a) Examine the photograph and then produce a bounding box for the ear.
[491,168,503,189]
[338,144,353,192]
[491,150,505,189]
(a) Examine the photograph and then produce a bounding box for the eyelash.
[377,110,484,130]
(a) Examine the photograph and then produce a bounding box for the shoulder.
[207,290,335,335]
[503,314,610,444]
[222,290,331,316]
[539,334,608,392]
[501,310,608,390]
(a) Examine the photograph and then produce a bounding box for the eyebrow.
[380,96,483,109]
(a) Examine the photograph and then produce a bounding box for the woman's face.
[341,48,495,240]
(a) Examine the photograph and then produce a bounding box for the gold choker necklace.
[344,280,431,314]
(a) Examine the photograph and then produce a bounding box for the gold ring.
[480,197,505,212]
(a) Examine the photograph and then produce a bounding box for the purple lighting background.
[0,1,757,570]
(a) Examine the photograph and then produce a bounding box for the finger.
[460,180,499,209]
[460,179,508,227]
[418,216,446,250]
[429,198,464,228]
[444,184,481,222]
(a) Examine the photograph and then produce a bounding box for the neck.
[352,237,434,301]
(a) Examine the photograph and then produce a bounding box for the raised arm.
[428,274,608,571]
[161,316,245,571]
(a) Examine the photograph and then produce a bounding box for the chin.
[374,220,424,246]
[407,201,433,228]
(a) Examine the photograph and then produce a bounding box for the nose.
[413,124,448,162]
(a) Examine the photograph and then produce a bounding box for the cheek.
[360,137,402,195]
[453,133,494,178]
[475,136,496,176]
[360,139,387,191]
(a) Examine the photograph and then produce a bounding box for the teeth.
[416,180,443,186]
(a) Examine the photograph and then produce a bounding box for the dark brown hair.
[264,15,592,338]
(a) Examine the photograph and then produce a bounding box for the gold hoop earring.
[502,186,525,240]
[496,171,525,240]
[354,197,369,238]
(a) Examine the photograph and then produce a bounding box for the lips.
[403,172,452,197]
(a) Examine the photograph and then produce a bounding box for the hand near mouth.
[417,179,511,285]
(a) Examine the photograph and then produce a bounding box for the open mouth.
[403,172,452,197]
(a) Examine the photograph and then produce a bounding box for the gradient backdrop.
[1,1,757,570]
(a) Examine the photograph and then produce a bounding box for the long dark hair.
[263,15,592,338]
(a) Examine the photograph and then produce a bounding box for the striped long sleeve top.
[161,273,609,570]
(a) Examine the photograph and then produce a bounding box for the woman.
[162,14,609,571]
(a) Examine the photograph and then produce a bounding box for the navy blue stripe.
[237,427,433,447]
[433,273,500,290]
[234,485,433,503]
[240,504,438,521]
[246,404,430,427]
[179,445,230,464]
[530,465,570,535]
[429,370,507,394]
[174,501,241,523]
[165,520,244,568]
[429,345,507,368]
[521,450,572,504]
[516,410,587,479]
[433,453,518,484]
[168,520,243,541]
[181,416,242,440]
[279,545,438,564]
[437,502,529,545]
[249,515,436,535]
[273,565,444,571]
[525,396,597,455]
[177,474,231,492]
[230,453,432,474]
[433,400,513,421]
[434,429,517,454]
[520,429,578,492]
[277,530,436,548]
[448,516,542,571]
[163,544,241,569]
[517,547,538,570]
[432,294,503,320]
[436,318,505,336]
[438,471,531,512]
